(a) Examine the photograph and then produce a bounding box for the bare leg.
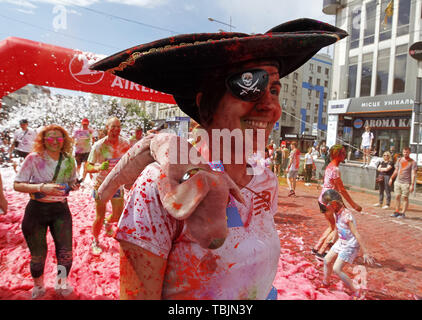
[92,200,106,242]
[395,195,401,213]
[323,250,337,285]
[401,196,409,214]
[333,257,357,292]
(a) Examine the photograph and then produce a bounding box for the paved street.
[275,177,422,300]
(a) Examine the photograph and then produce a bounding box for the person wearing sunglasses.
[91,18,347,300]
[13,125,79,299]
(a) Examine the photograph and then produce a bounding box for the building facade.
[272,53,332,151]
[323,0,417,158]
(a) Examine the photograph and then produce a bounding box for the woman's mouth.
[243,120,270,130]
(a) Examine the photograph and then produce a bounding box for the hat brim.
[91,18,347,124]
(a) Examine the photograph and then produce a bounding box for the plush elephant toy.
[97,133,244,249]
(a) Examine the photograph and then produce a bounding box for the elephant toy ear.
[158,170,214,220]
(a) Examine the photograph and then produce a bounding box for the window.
[316,91,320,98]
[324,80,328,87]
[360,53,373,97]
[347,56,358,98]
[350,6,361,49]
[308,89,312,97]
[393,45,407,93]
[293,72,298,81]
[309,64,314,72]
[323,92,327,99]
[306,103,311,110]
[282,98,287,106]
[292,85,297,95]
[308,76,313,84]
[376,49,390,95]
[323,105,327,112]
[284,84,289,92]
[325,68,329,76]
[316,79,321,86]
[315,104,319,112]
[397,0,411,37]
[282,112,286,121]
[292,100,297,107]
[290,115,295,122]
[363,0,376,45]
[379,0,392,41]
[317,66,321,73]
[306,115,310,123]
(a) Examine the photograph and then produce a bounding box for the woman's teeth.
[245,120,268,129]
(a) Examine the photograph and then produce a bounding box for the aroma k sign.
[362,118,410,129]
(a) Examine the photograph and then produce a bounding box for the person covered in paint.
[72,118,94,183]
[129,127,144,147]
[90,18,347,299]
[9,119,37,160]
[86,117,131,255]
[312,144,362,260]
[14,124,78,299]
[321,189,374,299]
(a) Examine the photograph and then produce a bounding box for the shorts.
[394,181,410,198]
[92,188,123,201]
[75,152,90,165]
[330,240,360,264]
[318,201,327,213]
[287,170,298,179]
[362,145,370,150]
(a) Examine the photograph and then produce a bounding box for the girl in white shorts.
[320,189,374,299]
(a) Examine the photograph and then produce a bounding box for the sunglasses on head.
[45,137,64,143]
[226,69,269,102]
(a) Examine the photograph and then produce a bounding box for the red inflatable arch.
[0,37,176,107]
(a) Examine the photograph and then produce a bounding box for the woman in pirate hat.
[91,18,347,300]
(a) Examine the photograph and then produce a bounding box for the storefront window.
[397,0,411,37]
[393,45,407,93]
[360,53,373,97]
[350,5,361,49]
[376,49,390,95]
[379,0,392,41]
[363,0,376,45]
[347,56,358,98]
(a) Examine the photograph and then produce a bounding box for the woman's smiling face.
[44,129,64,153]
[205,62,282,152]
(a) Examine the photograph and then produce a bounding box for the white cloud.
[106,0,168,8]
[2,0,37,9]
[17,8,35,13]
[214,0,333,34]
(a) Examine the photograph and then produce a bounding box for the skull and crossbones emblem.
[237,72,260,96]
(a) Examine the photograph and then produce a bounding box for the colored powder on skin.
[172,202,182,210]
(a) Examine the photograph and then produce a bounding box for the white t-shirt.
[13,128,37,153]
[335,207,358,248]
[14,152,77,184]
[115,162,280,300]
[361,131,374,147]
[305,153,314,165]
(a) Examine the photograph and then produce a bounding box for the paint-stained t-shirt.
[88,136,131,189]
[288,149,300,171]
[13,128,37,153]
[14,151,77,184]
[115,163,280,300]
[73,128,94,154]
[318,162,340,203]
[335,207,358,248]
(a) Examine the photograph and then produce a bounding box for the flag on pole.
[384,0,394,25]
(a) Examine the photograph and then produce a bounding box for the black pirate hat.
[91,18,347,124]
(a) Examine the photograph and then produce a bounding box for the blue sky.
[0,0,333,56]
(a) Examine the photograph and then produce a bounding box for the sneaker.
[360,164,365,168]
[91,240,102,255]
[287,190,295,197]
[382,205,389,209]
[373,203,381,207]
[397,213,405,219]
[315,252,326,261]
[390,211,400,218]
[56,284,73,297]
[104,222,114,237]
[311,248,318,255]
[31,285,46,299]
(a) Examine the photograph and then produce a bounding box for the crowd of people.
[0,17,418,301]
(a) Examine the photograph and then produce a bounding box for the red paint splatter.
[234,242,240,249]
[228,263,236,269]
[172,202,182,210]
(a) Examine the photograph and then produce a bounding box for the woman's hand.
[353,204,362,212]
[41,183,66,196]
[389,178,393,186]
[363,253,374,265]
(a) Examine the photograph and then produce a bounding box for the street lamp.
[208,17,236,32]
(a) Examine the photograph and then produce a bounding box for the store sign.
[328,99,351,114]
[357,117,410,128]
[284,133,299,139]
[348,94,413,113]
[353,118,363,128]
[409,41,422,61]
